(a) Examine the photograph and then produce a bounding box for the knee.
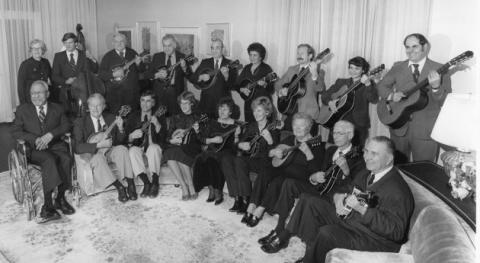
[146,144,162,154]
[112,145,129,156]
[129,146,142,157]
[282,178,298,192]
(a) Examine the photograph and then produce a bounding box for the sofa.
[325,163,476,263]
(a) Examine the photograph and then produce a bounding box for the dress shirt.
[35,103,48,117]
[332,143,352,161]
[66,50,79,64]
[90,115,106,133]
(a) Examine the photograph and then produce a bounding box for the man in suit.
[377,33,451,162]
[262,136,414,263]
[73,93,134,202]
[185,39,238,118]
[99,33,144,113]
[12,80,74,223]
[52,32,98,114]
[275,44,326,134]
[125,90,167,198]
[145,34,191,116]
[259,120,364,251]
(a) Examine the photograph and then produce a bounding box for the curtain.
[254,0,432,138]
[0,0,97,122]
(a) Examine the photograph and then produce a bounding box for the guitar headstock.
[448,51,474,67]
[368,64,385,77]
[118,105,132,117]
[229,60,243,71]
[155,105,167,117]
[198,114,209,124]
[265,72,279,83]
[267,120,282,130]
[184,55,198,64]
[314,48,331,64]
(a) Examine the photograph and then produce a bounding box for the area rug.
[0,174,305,263]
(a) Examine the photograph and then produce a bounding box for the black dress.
[162,112,203,166]
[17,57,51,104]
[192,119,237,192]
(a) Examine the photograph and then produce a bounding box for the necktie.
[367,173,375,186]
[412,64,420,83]
[97,118,103,133]
[167,55,172,68]
[69,53,76,72]
[38,105,46,123]
[143,115,150,150]
[214,60,219,71]
[119,50,125,61]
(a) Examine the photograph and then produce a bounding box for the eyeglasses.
[30,91,47,96]
[333,131,350,136]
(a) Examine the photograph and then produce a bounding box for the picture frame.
[136,21,158,54]
[115,26,137,50]
[206,23,231,57]
[158,27,200,56]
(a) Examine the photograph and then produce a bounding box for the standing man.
[377,33,451,162]
[12,80,74,223]
[145,34,190,116]
[99,33,143,113]
[52,32,98,114]
[186,39,238,118]
[275,44,326,134]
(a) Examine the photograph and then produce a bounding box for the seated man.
[262,136,414,263]
[73,93,134,203]
[259,120,364,248]
[12,80,74,223]
[125,90,167,198]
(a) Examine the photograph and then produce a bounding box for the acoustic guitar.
[156,54,197,84]
[131,105,167,148]
[241,120,282,157]
[195,60,243,90]
[207,121,247,153]
[171,114,209,145]
[238,72,278,101]
[111,50,150,83]
[377,51,473,129]
[316,147,360,195]
[271,135,323,168]
[277,48,330,115]
[318,64,385,129]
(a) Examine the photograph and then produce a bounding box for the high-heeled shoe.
[229,198,241,212]
[241,213,253,224]
[214,189,223,205]
[206,188,215,202]
[258,230,277,245]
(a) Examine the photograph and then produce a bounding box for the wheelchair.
[8,133,81,221]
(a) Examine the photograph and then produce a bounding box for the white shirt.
[90,115,106,133]
[408,56,426,74]
[66,49,78,64]
[165,53,176,65]
[35,103,48,117]
[213,57,223,69]
[371,165,394,184]
[116,49,126,58]
[332,144,352,161]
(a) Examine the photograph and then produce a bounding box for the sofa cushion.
[325,248,414,263]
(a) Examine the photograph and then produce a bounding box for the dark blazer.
[17,57,51,104]
[11,102,70,149]
[187,57,238,115]
[145,51,190,115]
[377,58,451,138]
[124,110,168,148]
[322,78,378,128]
[239,121,280,159]
[73,112,126,154]
[52,49,98,87]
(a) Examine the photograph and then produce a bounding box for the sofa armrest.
[325,248,414,263]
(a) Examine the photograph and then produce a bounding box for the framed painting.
[206,23,231,57]
[136,21,158,54]
[158,27,200,56]
[115,26,137,50]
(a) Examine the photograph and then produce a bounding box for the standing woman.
[163,91,203,200]
[192,97,241,205]
[235,42,274,123]
[17,39,52,104]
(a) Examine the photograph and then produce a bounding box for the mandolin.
[131,105,167,148]
[241,120,282,157]
[277,48,330,115]
[171,114,209,145]
[207,121,247,153]
[271,135,324,168]
[111,50,150,83]
[195,59,243,90]
[318,64,385,129]
[156,54,197,84]
[238,72,278,101]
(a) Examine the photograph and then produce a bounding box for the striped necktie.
[367,173,375,186]
[69,53,77,72]
[412,64,420,83]
[38,105,46,123]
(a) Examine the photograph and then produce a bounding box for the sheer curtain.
[254,0,432,138]
[0,0,97,122]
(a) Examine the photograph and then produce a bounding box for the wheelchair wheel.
[72,185,81,208]
[8,150,25,204]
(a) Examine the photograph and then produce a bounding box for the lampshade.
[431,93,479,152]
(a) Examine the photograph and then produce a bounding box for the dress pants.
[233,156,272,204]
[222,155,251,197]
[89,145,133,189]
[30,143,72,193]
[129,144,162,177]
[390,127,439,162]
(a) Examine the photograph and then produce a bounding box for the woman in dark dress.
[192,97,241,205]
[245,112,325,227]
[163,91,204,200]
[235,42,275,123]
[17,39,52,104]
[229,96,280,218]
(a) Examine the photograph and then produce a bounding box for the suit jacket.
[377,58,451,138]
[17,57,51,104]
[124,110,168,148]
[322,78,378,128]
[73,113,126,154]
[275,64,326,121]
[52,49,98,87]
[145,51,190,115]
[187,57,238,115]
[12,102,70,149]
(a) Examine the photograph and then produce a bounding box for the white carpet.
[0,173,305,263]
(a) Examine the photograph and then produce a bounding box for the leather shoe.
[127,181,138,201]
[261,237,289,254]
[140,182,151,198]
[39,205,61,224]
[214,197,224,205]
[229,199,240,212]
[206,196,215,202]
[247,215,262,227]
[149,182,159,198]
[54,197,75,215]
[236,200,248,214]
[241,213,252,224]
[258,230,277,245]
[117,187,129,203]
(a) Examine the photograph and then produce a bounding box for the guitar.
[131,106,167,148]
[339,186,378,219]
[111,50,150,83]
[156,54,198,84]
[207,121,247,153]
[377,50,474,129]
[241,120,282,157]
[195,59,243,90]
[316,147,360,195]
[277,48,331,115]
[171,114,209,145]
[318,64,385,128]
[271,135,324,168]
[238,72,279,101]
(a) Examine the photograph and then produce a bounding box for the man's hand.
[328,100,338,113]
[220,66,229,80]
[35,132,53,150]
[65,77,76,85]
[428,71,441,89]
[129,129,143,141]
[308,62,318,80]
[344,194,367,215]
[240,87,251,96]
[269,148,284,159]
[360,74,371,86]
[257,80,267,87]
[238,142,251,151]
[135,56,142,66]
[151,116,161,132]
[391,91,405,102]
[115,116,124,132]
[333,193,350,216]
[278,87,288,97]
[335,155,350,176]
[155,68,168,79]
[97,138,112,149]
[309,171,326,185]
[198,74,210,82]
[112,69,123,78]
[208,136,223,144]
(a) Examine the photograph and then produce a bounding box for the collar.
[35,103,48,112]
[214,57,223,65]
[333,143,352,160]
[90,115,105,125]
[371,165,394,184]
[116,49,126,56]
[408,56,426,72]
[66,49,78,56]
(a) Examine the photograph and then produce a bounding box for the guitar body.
[377,89,428,129]
[111,64,129,83]
[278,74,307,114]
[195,68,217,90]
[318,92,355,129]
[238,78,257,101]
[317,166,342,195]
[271,144,294,168]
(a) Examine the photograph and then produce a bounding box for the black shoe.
[54,197,76,215]
[261,237,289,254]
[236,201,248,214]
[229,199,241,212]
[214,196,224,205]
[247,215,262,227]
[140,182,151,198]
[149,182,159,198]
[241,213,252,224]
[214,189,223,205]
[206,196,215,202]
[117,186,129,203]
[39,205,61,223]
[258,230,277,245]
[206,188,215,202]
[126,179,137,201]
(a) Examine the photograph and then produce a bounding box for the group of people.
[13,30,451,262]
